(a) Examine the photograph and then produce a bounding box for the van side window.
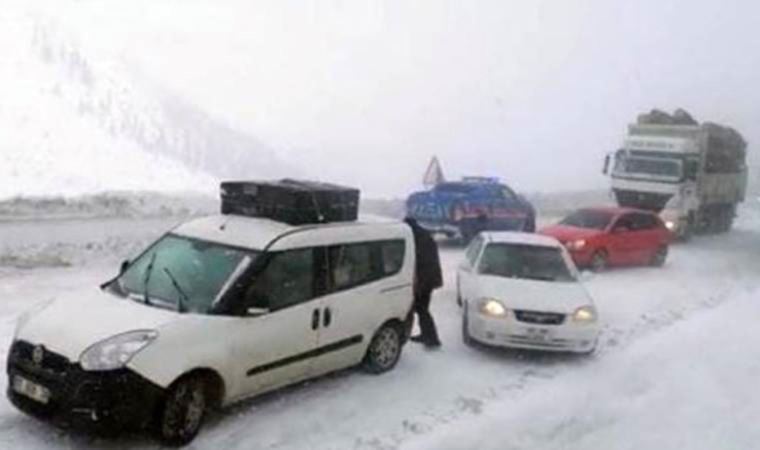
[329,243,375,290]
[381,240,405,275]
[245,248,315,311]
[327,240,406,292]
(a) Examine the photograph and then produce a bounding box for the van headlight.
[572,306,597,323]
[479,299,508,317]
[80,330,158,371]
[664,220,676,231]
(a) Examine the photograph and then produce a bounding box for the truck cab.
[406,177,536,243]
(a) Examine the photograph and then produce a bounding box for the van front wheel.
[157,376,207,446]
[363,323,403,374]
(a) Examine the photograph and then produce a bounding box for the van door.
[232,247,325,398]
[311,240,410,377]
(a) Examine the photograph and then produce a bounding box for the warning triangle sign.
[423,156,445,187]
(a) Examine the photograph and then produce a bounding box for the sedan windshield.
[560,210,614,230]
[478,243,575,282]
[114,234,255,314]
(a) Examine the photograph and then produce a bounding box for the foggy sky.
[42,0,760,197]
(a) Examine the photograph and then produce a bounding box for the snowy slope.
[0,8,290,199]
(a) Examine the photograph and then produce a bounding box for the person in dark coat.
[404,217,443,348]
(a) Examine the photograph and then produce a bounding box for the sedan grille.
[513,310,565,325]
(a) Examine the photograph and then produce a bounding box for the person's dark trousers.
[413,289,440,346]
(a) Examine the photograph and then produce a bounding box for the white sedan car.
[457,232,600,353]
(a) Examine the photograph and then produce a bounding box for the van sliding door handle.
[312,309,320,330]
[323,308,332,328]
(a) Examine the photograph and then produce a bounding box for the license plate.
[525,328,552,343]
[12,375,51,404]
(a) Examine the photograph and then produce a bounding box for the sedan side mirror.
[246,307,269,317]
[119,260,131,275]
[602,154,611,175]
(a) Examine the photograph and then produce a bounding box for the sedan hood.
[15,289,180,361]
[539,224,604,243]
[473,275,593,313]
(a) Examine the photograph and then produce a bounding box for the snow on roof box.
[220,179,360,225]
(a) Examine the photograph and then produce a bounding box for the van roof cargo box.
[220,179,360,225]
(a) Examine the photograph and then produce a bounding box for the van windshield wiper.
[163,267,189,313]
[142,252,157,305]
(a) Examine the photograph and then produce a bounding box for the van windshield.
[114,234,256,314]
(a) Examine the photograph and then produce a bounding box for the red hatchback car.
[540,207,673,271]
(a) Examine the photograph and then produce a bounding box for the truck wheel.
[650,246,668,267]
[590,250,608,273]
[158,376,207,446]
[363,322,403,374]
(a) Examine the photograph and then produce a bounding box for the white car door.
[230,247,324,399]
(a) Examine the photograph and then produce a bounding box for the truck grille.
[514,310,565,325]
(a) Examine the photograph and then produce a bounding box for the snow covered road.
[0,208,759,449]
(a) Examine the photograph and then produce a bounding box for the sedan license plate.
[12,376,51,404]
[525,327,552,343]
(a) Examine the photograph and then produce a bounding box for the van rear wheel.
[157,376,207,446]
[363,323,403,374]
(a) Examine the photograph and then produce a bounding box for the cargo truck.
[603,110,748,239]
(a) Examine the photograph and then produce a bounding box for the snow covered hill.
[0,7,290,199]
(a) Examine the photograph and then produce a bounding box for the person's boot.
[424,339,442,349]
[410,335,425,344]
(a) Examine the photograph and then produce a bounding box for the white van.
[8,214,414,445]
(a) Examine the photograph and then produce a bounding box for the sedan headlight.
[565,239,587,251]
[572,306,598,323]
[80,330,158,371]
[479,299,508,317]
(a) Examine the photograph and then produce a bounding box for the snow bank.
[406,288,760,450]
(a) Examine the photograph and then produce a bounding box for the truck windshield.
[479,243,575,282]
[560,210,614,230]
[114,234,256,314]
[618,156,682,178]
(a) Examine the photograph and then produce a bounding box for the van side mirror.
[603,154,611,175]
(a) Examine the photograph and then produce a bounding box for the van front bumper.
[6,340,164,433]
